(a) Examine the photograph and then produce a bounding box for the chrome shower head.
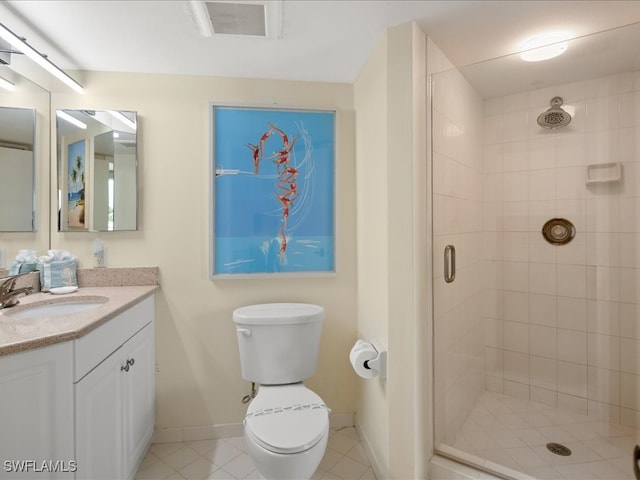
[537,96,572,129]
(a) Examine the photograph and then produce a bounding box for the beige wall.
[354,22,428,479]
[354,25,390,475]
[50,72,358,429]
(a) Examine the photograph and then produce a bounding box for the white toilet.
[233,303,330,480]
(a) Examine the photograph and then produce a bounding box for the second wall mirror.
[0,106,35,232]
[56,109,138,232]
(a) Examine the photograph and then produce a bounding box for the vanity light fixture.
[56,110,87,130]
[0,22,84,93]
[107,110,136,131]
[520,31,571,62]
[0,76,15,91]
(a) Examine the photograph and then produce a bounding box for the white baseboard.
[153,412,356,444]
[354,419,386,480]
[153,422,244,444]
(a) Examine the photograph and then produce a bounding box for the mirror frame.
[56,109,138,232]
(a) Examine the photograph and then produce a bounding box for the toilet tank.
[233,303,324,385]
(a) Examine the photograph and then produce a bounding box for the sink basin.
[5,297,108,319]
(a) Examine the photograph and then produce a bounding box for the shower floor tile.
[444,391,639,479]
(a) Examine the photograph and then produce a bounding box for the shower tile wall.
[432,67,486,445]
[483,70,640,426]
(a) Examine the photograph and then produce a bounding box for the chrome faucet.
[0,273,34,309]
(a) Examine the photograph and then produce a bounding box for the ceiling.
[1,0,640,86]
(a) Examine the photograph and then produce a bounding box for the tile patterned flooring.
[444,391,640,479]
[135,426,376,480]
[138,391,640,479]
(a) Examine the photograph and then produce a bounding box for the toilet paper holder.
[352,339,387,379]
[365,340,387,378]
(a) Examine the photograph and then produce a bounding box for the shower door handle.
[444,245,456,283]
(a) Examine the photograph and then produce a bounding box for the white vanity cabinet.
[73,295,155,480]
[0,342,75,479]
[0,292,155,480]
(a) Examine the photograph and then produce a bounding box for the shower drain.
[546,442,572,456]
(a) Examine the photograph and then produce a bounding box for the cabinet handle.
[444,245,456,283]
[120,358,135,372]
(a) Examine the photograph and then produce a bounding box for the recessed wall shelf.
[586,162,622,185]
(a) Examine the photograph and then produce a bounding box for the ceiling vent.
[206,2,265,36]
[190,1,282,39]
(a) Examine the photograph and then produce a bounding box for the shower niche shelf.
[586,162,622,185]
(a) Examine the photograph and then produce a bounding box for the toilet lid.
[244,386,329,454]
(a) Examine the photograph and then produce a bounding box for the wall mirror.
[0,106,35,231]
[56,109,138,231]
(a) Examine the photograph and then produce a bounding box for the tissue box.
[9,249,38,275]
[39,259,78,292]
[9,261,37,275]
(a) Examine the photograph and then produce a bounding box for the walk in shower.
[432,22,640,479]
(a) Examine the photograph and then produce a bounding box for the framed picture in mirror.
[66,139,87,230]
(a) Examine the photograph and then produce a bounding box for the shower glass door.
[432,22,640,479]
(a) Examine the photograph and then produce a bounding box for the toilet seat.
[244,385,330,455]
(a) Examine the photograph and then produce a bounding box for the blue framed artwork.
[67,139,87,230]
[211,105,336,277]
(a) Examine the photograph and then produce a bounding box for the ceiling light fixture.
[0,22,84,93]
[57,110,87,129]
[520,32,571,62]
[0,76,15,91]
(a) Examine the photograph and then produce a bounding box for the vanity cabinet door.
[122,322,155,480]
[0,343,74,479]
[74,345,125,480]
[74,318,155,480]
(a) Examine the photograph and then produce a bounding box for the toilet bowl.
[243,384,330,480]
[233,303,329,480]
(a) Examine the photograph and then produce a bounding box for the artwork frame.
[210,104,336,278]
[66,139,88,230]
